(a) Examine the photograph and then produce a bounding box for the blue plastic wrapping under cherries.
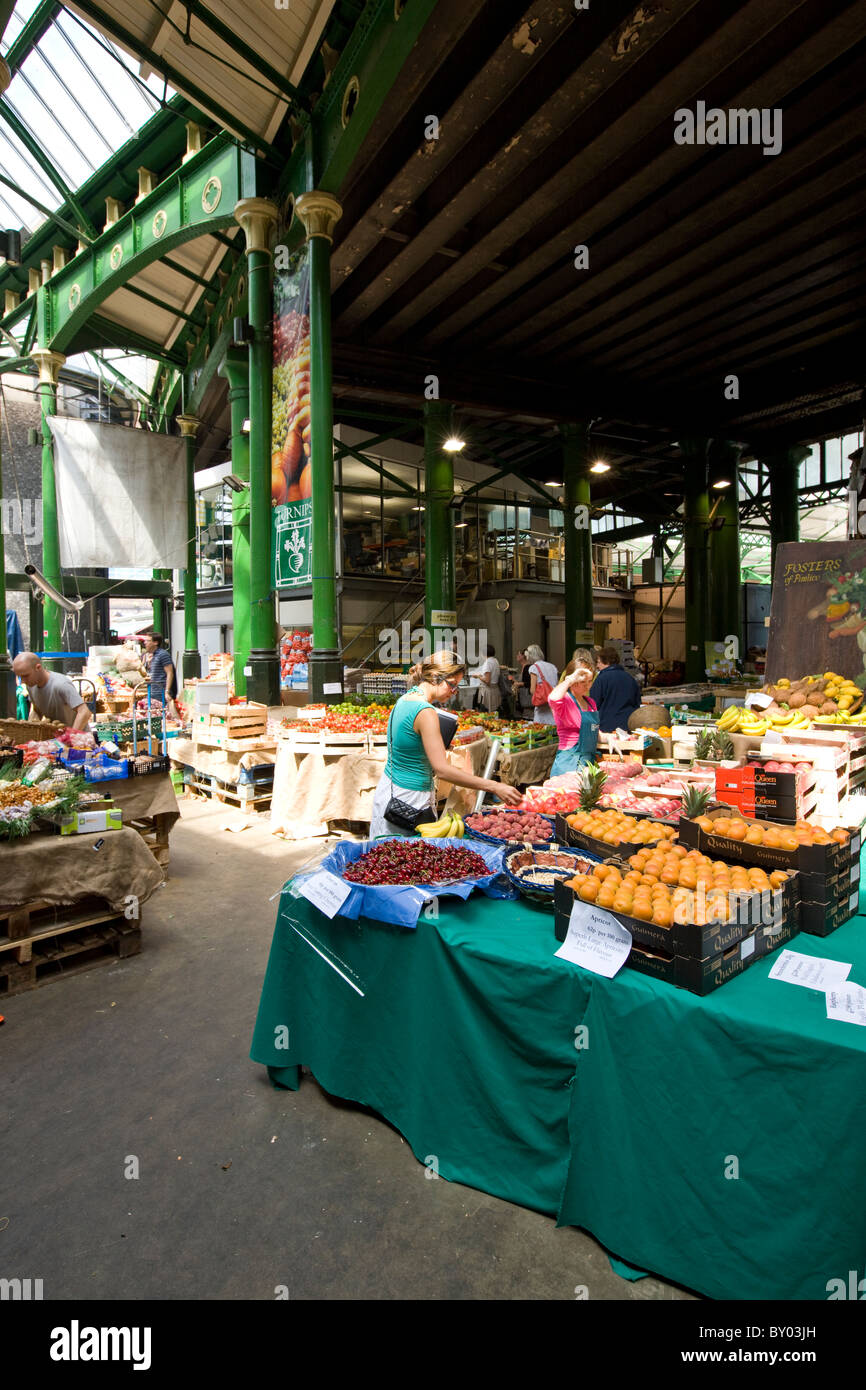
[289,836,518,929]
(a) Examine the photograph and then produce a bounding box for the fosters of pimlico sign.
[674,102,782,157]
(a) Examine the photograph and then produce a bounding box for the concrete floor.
[1,798,695,1301]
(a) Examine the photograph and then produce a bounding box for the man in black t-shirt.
[590,646,641,733]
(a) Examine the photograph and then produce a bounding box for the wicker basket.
[503,846,597,905]
[464,810,555,848]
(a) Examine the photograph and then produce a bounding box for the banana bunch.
[814,710,857,724]
[419,809,465,838]
[716,706,811,736]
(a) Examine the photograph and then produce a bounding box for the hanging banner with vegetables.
[767,540,866,687]
[272,241,311,587]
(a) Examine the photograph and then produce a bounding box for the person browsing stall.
[12,652,91,731]
[547,658,600,776]
[471,644,502,713]
[142,633,179,719]
[524,644,559,724]
[590,645,641,733]
[369,652,522,838]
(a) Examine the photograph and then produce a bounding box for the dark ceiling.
[323,0,866,521]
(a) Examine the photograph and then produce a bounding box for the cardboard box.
[58,808,123,835]
[553,879,798,994]
[553,875,798,960]
[799,889,859,937]
[678,804,860,873]
[555,813,671,860]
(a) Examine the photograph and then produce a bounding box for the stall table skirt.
[251,880,866,1300]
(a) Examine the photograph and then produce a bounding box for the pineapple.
[693,730,715,761]
[681,783,712,822]
[577,763,607,812]
[713,731,735,761]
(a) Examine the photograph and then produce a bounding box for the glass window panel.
[804,446,821,488]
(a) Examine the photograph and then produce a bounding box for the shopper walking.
[548,658,600,776]
[471,644,502,713]
[524,644,559,724]
[590,645,641,733]
[369,651,522,837]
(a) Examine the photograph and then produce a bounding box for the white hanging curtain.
[48,417,188,570]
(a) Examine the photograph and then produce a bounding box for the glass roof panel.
[0,0,171,234]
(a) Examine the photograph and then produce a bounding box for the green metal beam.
[68,0,283,161]
[5,0,59,73]
[0,98,96,237]
[41,136,256,353]
[338,444,416,495]
[5,572,172,597]
[0,168,90,245]
[161,254,221,293]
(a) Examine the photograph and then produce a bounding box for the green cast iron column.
[296,191,343,702]
[681,438,710,683]
[220,348,251,697]
[561,423,594,655]
[31,348,66,669]
[707,440,742,657]
[423,400,456,649]
[766,446,809,580]
[152,573,170,636]
[235,198,279,707]
[178,414,201,680]
[0,390,14,715]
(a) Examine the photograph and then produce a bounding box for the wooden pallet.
[189,775,272,814]
[0,898,142,996]
[126,812,173,867]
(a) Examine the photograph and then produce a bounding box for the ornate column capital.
[31,349,66,387]
[295,191,342,243]
[177,414,200,438]
[233,198,279,255]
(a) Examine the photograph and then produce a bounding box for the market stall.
[250,880,866,1301]
[269,731,490,839]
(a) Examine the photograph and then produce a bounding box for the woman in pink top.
[548,659,600,777]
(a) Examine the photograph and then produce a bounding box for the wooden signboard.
[766,541,866,686]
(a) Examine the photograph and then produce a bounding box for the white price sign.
[297,869,352,919]
[555,900,632,977]
[745,692,774,710]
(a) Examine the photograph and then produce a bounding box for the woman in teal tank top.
[369,651,522,837]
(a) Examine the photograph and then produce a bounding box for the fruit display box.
[800,889,859,937]
[553,881,798,995]
[555,813,673,860]
[553,873,798,959]
[679,805,859,873]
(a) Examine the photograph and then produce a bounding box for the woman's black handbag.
[382,702,437,831]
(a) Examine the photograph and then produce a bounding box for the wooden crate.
[0,897,142,996]
[126,812,173,867]
[206,702,268,736]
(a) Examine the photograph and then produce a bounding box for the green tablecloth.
[250,881,866,1300]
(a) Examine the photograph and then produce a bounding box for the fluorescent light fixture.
[443,436,465,453]
[590,460,610,474]
[412,505,424,511]
[712,478,732,490]
[242,418,251,433]
[455,522,468,528]
[546,481,560,487]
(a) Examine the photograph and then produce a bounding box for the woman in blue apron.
[547,659,600,777]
